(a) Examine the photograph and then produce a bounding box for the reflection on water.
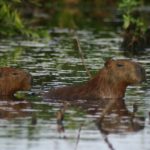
[55,98,145,134]
[0,29,150,150]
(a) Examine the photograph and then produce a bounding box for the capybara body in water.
[44,59,146,100]
[0,67,32,96]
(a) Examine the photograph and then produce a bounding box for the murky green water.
[0,29,150,150]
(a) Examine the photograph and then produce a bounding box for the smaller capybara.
[0,67,32,96]
[44,59,146,100]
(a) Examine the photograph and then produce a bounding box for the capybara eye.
[116,63,124,67]
[0,73,3,78]
[12,72,18,76]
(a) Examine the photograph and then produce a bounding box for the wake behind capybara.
[44,59,146,100]
[0,67,32,97]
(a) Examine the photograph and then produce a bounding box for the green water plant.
[118,0,149,51]
[119,0,145,32]
[0,0,48,38]
[0,0,26,37]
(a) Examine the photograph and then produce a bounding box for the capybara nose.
[136,65,146,82]
[24,72,32,90]
[27,73,33,84]
[28,74,33,85]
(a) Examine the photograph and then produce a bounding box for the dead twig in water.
[73,35,115,150]
[70,32,116,149]
[103,134,116,150]
[73,36,91,150]
[74,123,84,150]
[73,37,92,78]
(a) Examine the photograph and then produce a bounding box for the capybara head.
[0,67,32,96]
[104,59,146,85]
[86,59,146,99]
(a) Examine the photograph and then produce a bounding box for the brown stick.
[73,36,115,150]
[74,37,92,78]
[74,123,84,150]
[103,134,116,150]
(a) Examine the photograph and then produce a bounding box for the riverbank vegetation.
[0,0,150,38]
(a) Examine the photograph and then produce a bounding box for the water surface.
[0,29,150,150]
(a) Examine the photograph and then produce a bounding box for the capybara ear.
[104,58,113,68]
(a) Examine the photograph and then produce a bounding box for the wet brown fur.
[44,59,146,100]
[0,67,32,96]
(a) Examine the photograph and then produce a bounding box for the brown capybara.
[0,67,32,96]
[44,59,146,100]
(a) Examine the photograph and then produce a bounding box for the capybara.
[44,59,146,100]
[0,67,32,96]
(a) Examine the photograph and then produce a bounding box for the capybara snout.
[0,67,32,96]
[135,64,146,83]
[21,70,32,91]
